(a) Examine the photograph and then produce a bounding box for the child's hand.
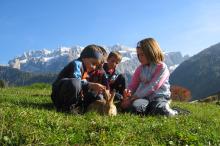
[120,95,138,109]
[89,83,106,93]
[123,89,132,97]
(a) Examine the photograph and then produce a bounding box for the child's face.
[136,47,149,65]
[107,56,120,70]
[83,58,101,72]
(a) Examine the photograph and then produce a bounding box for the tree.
[0,80,5,88]
[170,85,192,102]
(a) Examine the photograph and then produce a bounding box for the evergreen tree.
[0,80,5,88]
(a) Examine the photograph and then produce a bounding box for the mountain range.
[2,43,220,101]
[170,42,220,100]
[8,45,188,74]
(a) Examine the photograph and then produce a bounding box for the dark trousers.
[129,96,176,116]
[51,78,82,111]
[51,78,101,112]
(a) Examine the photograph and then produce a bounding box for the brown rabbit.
[86,89,117,116]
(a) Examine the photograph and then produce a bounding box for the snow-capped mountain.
[8,45,188,74]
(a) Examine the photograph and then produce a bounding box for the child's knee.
[132,99,149,114]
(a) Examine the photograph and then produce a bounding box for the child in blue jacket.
[51,45,106,112]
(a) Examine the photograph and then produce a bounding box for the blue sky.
[1,0,220,65]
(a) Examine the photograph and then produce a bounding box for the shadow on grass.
[10,100,86,115]
[14,101,55,111]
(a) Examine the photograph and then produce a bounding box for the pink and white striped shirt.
[128,62,171,99]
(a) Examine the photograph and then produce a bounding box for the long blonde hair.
[137,38,164,64]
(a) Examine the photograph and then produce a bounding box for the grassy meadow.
[0,84,220,145]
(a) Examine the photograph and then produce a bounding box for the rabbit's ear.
[109,90,116,104]
[104,89,111,103]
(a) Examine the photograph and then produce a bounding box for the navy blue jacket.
[53,58,88,88]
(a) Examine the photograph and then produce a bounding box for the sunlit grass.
[0,84,220,145]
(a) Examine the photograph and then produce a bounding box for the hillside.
[170,42,220,100]
[193,91,220,103]
[0,66,56,86]
[0,85,219,145]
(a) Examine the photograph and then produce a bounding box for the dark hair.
[80,44,104,60]
[97,45,108,63]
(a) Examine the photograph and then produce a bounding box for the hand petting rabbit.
[86,89,117,116]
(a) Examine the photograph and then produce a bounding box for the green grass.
[0,84,220,145]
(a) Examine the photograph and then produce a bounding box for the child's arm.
[127,65,142,94]
[133,63,169,98]
[71,60,90,90]
[121,66,142,109]
[120,94,139,109]
[89,82,106,93]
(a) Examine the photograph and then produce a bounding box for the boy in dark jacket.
[51,45,106,112]
[103,51,126,101]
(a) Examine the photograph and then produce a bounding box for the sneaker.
[172,106,190,115]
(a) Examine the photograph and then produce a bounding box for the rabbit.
[86,89,117,116]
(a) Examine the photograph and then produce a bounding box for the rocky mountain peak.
[8,45,187,74]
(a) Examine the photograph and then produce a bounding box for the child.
[87,46,109,89]
[121,38,178,116]
[103,51,126,101]
[86,46,109,101]
[51,44,106,112]
[88,65,109,90]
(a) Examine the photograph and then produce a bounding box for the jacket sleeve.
[72,61,82,79]
[127,65,142,94]
[72,61,89,89]
[133,63,169,98]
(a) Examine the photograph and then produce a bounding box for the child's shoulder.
[143,62,168,72]
[66,59,83,72]
[155,62,167,68]
[161,62,168,68]
[71,59,82,66]
[155,62,169,72]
